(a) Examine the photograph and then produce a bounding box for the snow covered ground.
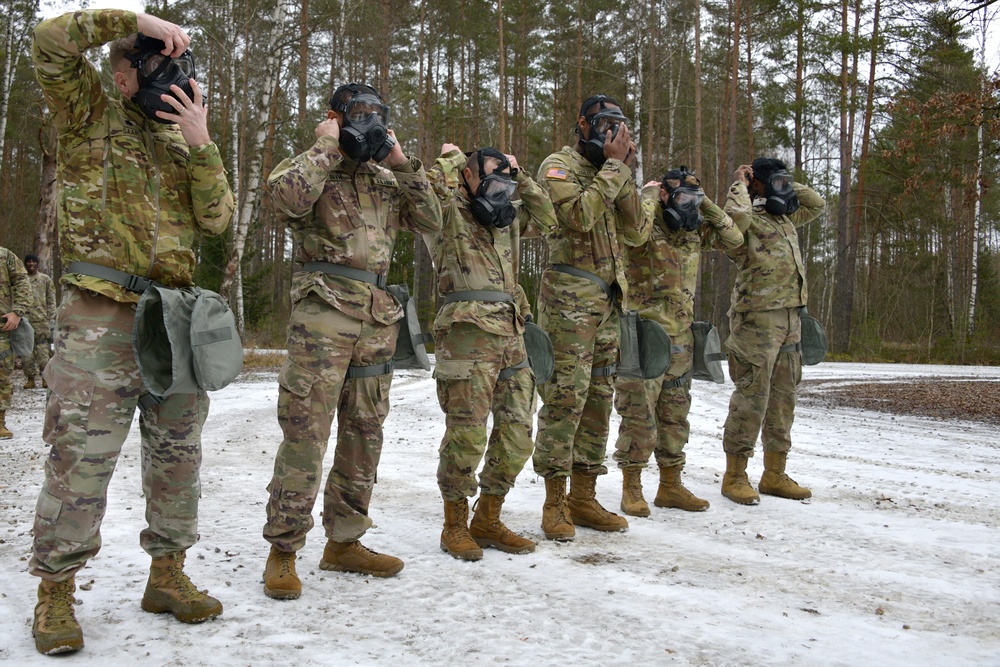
[1,362,998,666]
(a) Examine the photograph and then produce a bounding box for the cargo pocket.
[278,358,318,398]
[35,489,63,524]
[432,359,476,381]
[43,355,96,406]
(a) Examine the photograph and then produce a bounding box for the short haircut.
[751,157,788,184]
[24,253,39,263]
[109,33,139,72]
[579,94,621,118]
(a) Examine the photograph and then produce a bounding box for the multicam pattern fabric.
[264,134,442,550]
[0,248,33,410]
[269,135,442,326]
[32,10,235,304]
[613,187,743,468]
[724,181,825,313]
[31,287,208,580]
[532,147,648,479]
[424,148,554,501]
[22,271,57,380]
[722,308,803,456]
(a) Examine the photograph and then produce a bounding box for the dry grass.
[801,379,1000,425]
[242,348,286,371]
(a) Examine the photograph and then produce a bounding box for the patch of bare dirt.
[800,379,1000,425]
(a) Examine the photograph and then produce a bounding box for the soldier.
[613,169,743,515]
[21,254,57,390]
[29,10,235,655]
[721,158,826,505]
[261,83,442,599]
[425,143,556,560]
[0,246,33,439]
[534,94,649,540]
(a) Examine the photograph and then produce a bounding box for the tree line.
[2,0,999,363]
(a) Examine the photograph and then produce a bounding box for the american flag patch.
[546,168,568,180]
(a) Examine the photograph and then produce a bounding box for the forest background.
[2,0,999,363]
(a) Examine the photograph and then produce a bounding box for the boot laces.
[43,582,78,629]
[276,551,295,576]
[164,560,204,602]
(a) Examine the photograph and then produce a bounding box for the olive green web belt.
[66,261,162,293]
[550,264,614,302]
[441,290,526,380]
[300,261,388,290]
[779,343,802,354]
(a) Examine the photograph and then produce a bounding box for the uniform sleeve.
[45,275,57,320]
[188,143,235,236]
[515,170,556,240]
[392,157,443,235]
[701,195,743,251]
[788,182,826,228]
[615,176,649,247]
[640,182,662,234]
[427,148,466,202]
[32,10,138,133]
[724,180,754,234]
[538,155,633,234]
[6,255,33,316]
[268,135,343,219]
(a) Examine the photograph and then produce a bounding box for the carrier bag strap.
[301,261,387,289]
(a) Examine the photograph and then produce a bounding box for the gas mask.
[124,34,197,124]
[463,148,518,229]
[334,92,396,163]
[661,167,704,232]
[577,95,628,168]
[762,170,800,216]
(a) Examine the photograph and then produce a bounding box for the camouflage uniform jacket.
[425,149,556,337]
[32,10,235,304]
[269,135,442,326]
[724,181,826,313]
[26,272,57,327]
[0,247,33,320]
[629,185,743,336]
[537,147,649,311]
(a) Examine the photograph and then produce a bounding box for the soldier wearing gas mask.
[533,94,650,541]
[423,144,556,561]
[613,168,742,516]
[721,157,826,505]
[261,83,442,598]
[28,9,235,655]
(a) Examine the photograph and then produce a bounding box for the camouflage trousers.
[21,328,52,380]
[31,287,208,582]
[0,335,12,411]
[264,292,396,552]
[722,307,802,456]
[433,322,535,502]
[533,301,618,479]
[613,328,694,469]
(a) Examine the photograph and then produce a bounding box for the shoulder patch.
[545,168,568,180]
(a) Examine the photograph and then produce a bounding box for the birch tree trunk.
[220,0,291,335]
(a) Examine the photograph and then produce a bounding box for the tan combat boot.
[440,498,484,561]
[141,551,223,623]
[759,450,812,500]
[620,467,650,517]
[33,578,84,655]
[654,464,710,511]
[263,546,301,600]
[320,539,404,577]
[567,471,628,532]
[24,376,37,389]
[542,477,575,541]
[469,494,535,554]
[0,411,11,439]
[721,453,760,505]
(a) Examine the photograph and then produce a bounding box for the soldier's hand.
[735,164,753,187]
[316,117,340,140]
[644,180,661,189]
[505,154,521,172]
[625,140,637,167]
[604,123,631,163]
[136,14,190,57]
[1,313,20,332]
[157,80,211,147]
[382,130,408,168]
[440,142,461,155]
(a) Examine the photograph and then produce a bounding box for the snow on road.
[1,362,998,666]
